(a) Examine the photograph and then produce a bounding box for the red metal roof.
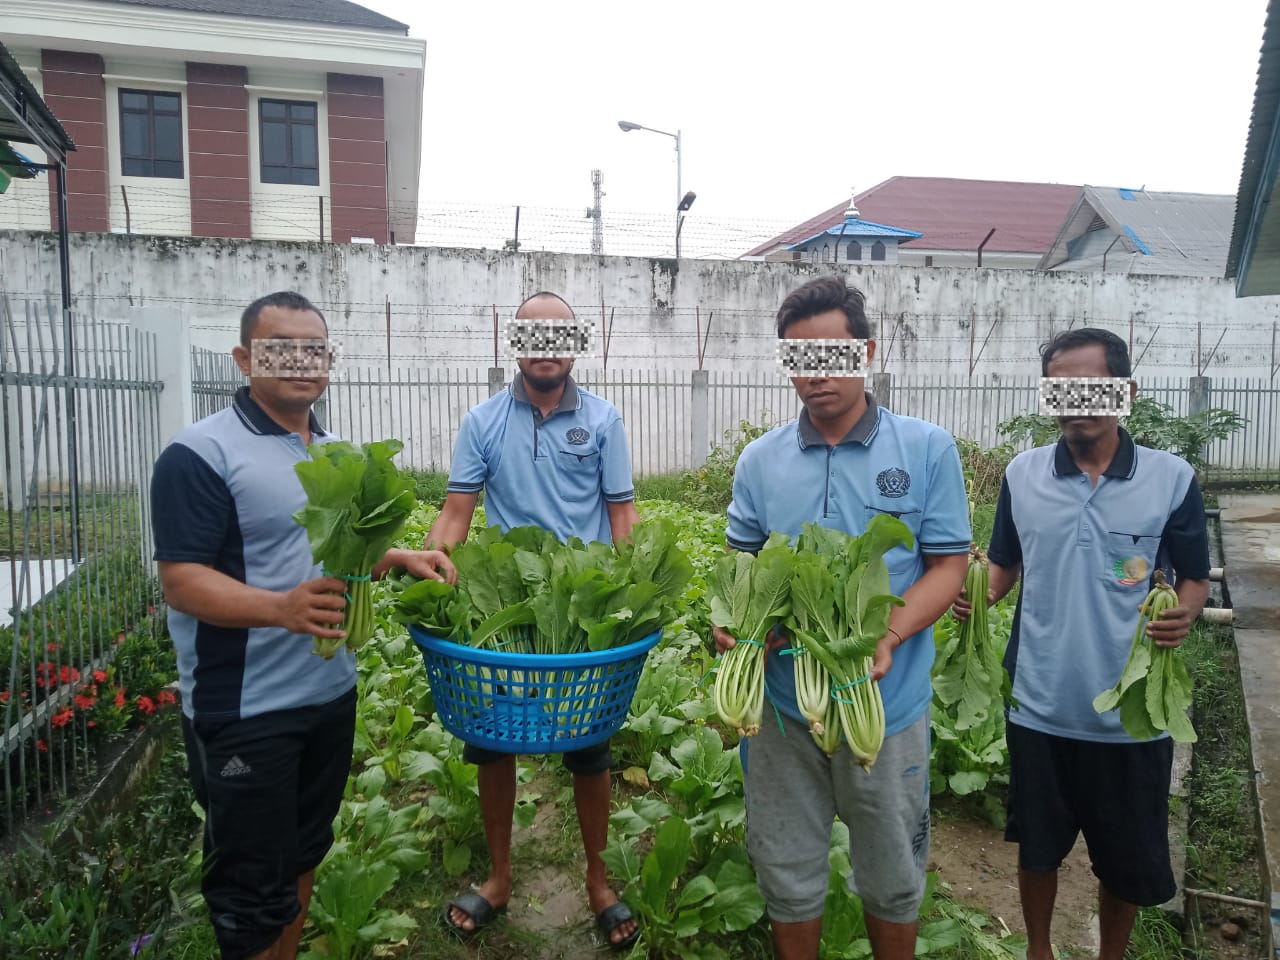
[744,176,1082,257]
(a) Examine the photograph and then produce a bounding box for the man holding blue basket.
[428,291,642,949]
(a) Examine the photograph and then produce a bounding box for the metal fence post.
[871,371,893,410]
[691,369,709,467]
[1189,376,1210,416]
[488,366,506,398]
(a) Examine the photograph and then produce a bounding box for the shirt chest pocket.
[554,448,601,501]
[1099,529,1161,592]
[863,505,923,574]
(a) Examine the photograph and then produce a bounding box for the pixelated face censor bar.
[505,320,594,358]
[776,339,870,378]
[1039,377,1132,417]
[250,338,336,378]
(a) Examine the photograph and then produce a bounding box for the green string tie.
[322,569,372,603]
[830,674,870,705]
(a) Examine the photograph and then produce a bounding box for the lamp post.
[618,119,681,257]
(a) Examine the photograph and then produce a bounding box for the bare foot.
[447,872,511,932]
[587,883,637,946]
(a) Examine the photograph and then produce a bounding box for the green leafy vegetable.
[294,439,417,658]
[1092,571,1196,743]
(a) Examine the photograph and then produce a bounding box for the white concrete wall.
[1,230,1277,377]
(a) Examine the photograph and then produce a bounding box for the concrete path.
[0,557,78,627]
[1218,493,1280,958]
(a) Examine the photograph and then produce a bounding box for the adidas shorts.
[181,686,356,960]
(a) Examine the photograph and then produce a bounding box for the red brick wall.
[186,63,251,238]
[41,50,109,232]
[326,73,388,244]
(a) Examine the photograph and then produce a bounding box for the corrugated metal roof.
[1228,0,1280,291]
[93,0,409,32]
[788,218,923,248]
[1041,186,1235,277]
[0,40,75,160]
[742,176,1080,258]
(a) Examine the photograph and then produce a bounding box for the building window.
[260,99,319,186]
[847,241,862,261]
[871,240,886,261]
[119,89,183,178]
[925,255,934,267]
[822,243,830,261]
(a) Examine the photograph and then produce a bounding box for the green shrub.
[680,416,774,513]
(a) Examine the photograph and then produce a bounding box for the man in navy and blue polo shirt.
[715,277,970,960]
[151,291,454,960]
[428,291,641,949]
[955,327,1209,960]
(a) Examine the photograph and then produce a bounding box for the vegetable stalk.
[713,640,766,738]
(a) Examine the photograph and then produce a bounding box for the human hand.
[371,547,458,585]
[712,625,736,654]
[869,632,896,682]
[1146,603,1195,648]
[396,548,458,585]
[278,577,347,638]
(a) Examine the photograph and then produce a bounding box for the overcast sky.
[361,0,1267,247]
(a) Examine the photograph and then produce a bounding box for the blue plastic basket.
[408,625,662,754]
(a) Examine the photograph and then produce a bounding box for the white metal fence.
[190,348,1280,480]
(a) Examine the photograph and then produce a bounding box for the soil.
[929,799,1101,957]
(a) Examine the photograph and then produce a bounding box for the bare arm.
[952,559,1021,619]
[871,551,969,680]
[159,561,346,639]
[427,492,480,551]
[608,500,640,545]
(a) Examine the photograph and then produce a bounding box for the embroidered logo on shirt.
[1113,555,1149,586]
[875,467,911,498]
[565,427,590,446]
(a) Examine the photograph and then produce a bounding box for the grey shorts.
[744,710,931,925]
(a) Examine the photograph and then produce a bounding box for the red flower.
[136,696,156,716]
[87,720,96,728]
[156,690,177,706]
[148,606,156,616]
[92,670,107,684]
[115,633,126,644]
[74,692,97,710]
[59,666,80,684]
[0,690,8,703]
[50,707,74,728]
[46,642,60,653]
[37,739,48,753]
[113,688,126,708]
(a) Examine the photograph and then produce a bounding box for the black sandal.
[442,891,506,940]
[595,900,641,951]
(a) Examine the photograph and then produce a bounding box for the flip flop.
[442,891,506,940]
[595,900,641,951]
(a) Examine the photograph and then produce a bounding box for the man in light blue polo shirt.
[428,291,641,949]
[715,276,970,960]
[955,328,1209,960]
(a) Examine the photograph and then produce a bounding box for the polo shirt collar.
[797,392,881,449]
[512,372,580,418]
[1052,426,1137,480]
[232,386,327,438]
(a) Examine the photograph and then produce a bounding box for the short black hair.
[776,277,870,339]
[1040,327,1131,377]
[517,291,575,317]
[240,292,327,346]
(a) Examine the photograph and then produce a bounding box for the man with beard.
[151,291,455,960]
[428,291,641,949]
[953,327,1209,960]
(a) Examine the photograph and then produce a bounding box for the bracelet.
[886,627,904,648]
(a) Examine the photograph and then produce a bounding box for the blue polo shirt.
[726,395,971,736]
[151,387,357,723]
[447,374,635,543]
[989,429,1210,743]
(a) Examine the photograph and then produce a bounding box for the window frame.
[118,88,184,179]
[258,98,320,186]
[871,240,887,261]
[847,240,862,261]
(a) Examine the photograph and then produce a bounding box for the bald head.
[516,291,574,320]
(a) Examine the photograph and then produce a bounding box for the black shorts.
[182,686,357,960]
[1005,721,1175,907]
[462,738,613,776]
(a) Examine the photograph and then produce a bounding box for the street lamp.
[617,119,682,257]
